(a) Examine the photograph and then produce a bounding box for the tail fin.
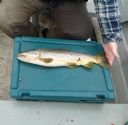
[95,55,110,68]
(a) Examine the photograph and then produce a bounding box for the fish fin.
[95,54,110,68]
[47,49,69,52]
[55,49,69,51]
[84,62,94,69]
[39,58,53,63]
[98,60,110,68]
[67,62,77,68]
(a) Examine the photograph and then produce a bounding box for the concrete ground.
[120,22,128,85]
[0,32,13,100]
[0,101,128,125]
[0,22,128,102]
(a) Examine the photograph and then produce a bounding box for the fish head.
[17,51,40,62]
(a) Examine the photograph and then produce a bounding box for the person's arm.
[94,0,122,65]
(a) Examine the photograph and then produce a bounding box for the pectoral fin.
[39,58,53,63]
[83,62,94,69]
[67,62,77,68]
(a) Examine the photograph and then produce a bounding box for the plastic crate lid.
[11,37,116,102]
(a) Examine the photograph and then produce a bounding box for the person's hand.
[103,42,119,66]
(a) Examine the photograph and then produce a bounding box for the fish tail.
[95,55,110,68]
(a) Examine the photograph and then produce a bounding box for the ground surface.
[0,32,13,100]
[0,101,127,125]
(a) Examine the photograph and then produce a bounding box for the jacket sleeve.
[94,0,122,44]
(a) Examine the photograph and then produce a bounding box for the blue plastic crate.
[11,37,116,102]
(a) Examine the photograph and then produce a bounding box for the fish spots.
[39,58,53,63]
[77,58,81,62]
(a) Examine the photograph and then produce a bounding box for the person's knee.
[62,26,93,40]
[0,20,23,38]
[0,4,38,38]
[0,22,38,38]
[0,0,40,37]
[8,23,39,38]
[0,16,13,37]
[0,7,18,37]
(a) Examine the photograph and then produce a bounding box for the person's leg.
[47,2,93,40]
[0,0,47,38]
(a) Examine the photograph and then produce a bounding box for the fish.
[17,49,110,69]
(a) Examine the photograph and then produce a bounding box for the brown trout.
[17,49,109,68]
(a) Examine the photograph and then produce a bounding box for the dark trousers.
[0,0,93,40]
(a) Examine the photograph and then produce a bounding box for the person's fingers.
[104,51,110,65]
[104,47,115,65]
[106,53,115,66]
[103,44,109,52]
[109,42,119,58]
[112,47,120,58]
[109,55,114,66]
[103,42,120,65]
